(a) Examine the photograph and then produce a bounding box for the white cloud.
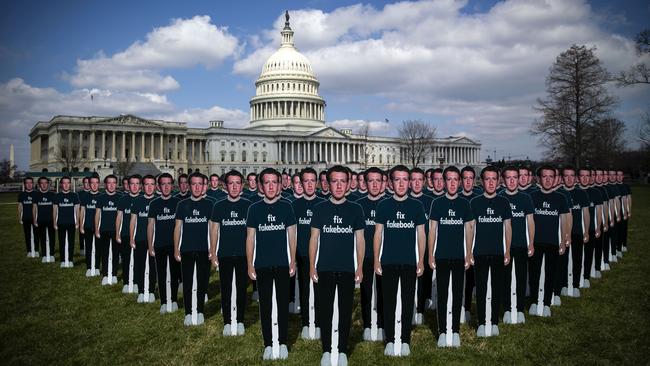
[68,15,240,92]
[0,78,245,170]
[233,0,648,159]
[328,119,393,136]
[157,105,249,129]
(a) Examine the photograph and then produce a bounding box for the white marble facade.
[29,13,481,176]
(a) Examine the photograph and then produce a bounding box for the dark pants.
[120,235,133,286]
[155,246,180,304]
[583,235,594,279]
[181,251,209,315]
[83,228,99,270]
[23,222,38,253]
[465,266,475,310]
[257,266,290,347]
[593,233,603,270]
[417,261,433,313]
[615,221,623,252]
[602,229,610,264]
[554,247,568,296]
[318,271,355,354]
[57,224,75,263]
[504,247,528,313]
[381,264,416,344]
[219,256,248,324]
[98,232,118,277]
[529,243,558,307]
[621,219,628,249]
[474,255,503,326]
[609,224,618,257]
[436,258,464,334]
[79,230,85,251]
[360,258,383,329]
[570,235,583,288]
[297,256,318,327]
[36,222,55,258]
[134,240,157,295]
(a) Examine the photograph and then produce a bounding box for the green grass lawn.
[1,188,649,365]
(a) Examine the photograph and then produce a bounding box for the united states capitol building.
[29,14,481,177]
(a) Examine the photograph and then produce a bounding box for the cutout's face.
[179,177,189,193]
[158,177,173,197]
[190,177,204,198]
[129,178,141,195]
[282,174,290,188]
[482,171,498,194]
[391,171,409,197]
[433,172,444,192]
[504,170,518,191]
[60,179,71,192]
[518,169,529,187]
[247,176,257,190]
[462,171,475,192]
[38,179,49,191]
[105,178,117,193]
[578,170,590,187]
[122,180,129,191]
[350,175,358,190]
[616,171,623,183]
[320,175,329,191]
[261,174,279,199]
[366,173,382,197]
[301,173,317,196]
[83,179,90,190]
[292,176,304,195]
[210,176,219,189]
[143,178,156,196]
[226,176,243,198]
[540,169,555,190]
[358,175,366,191]
[90,178,100,192]
[329,172,349,200]
[24,179,34,191]
[409,172,424,194]
[563,170,576,188]
[445,172,460,195]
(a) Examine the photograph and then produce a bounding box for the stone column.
[89,131,95,159]
[130,133,135,161]
[111,132,116,160]
[159,134,164,160]
[140,133,145,162]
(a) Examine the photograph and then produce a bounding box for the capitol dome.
[247,11,326,132]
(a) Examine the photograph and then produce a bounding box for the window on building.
[231,142,235,147]
[82,149,87,159]
[220,151,226,162]
[262,152,267,162]
[242,151,247,162]
[242,142,246,147]
[221,141,225,146]
[254,142,258,147]
[253,151,258,162]
[262,143,266,148]
[230,152,235,162]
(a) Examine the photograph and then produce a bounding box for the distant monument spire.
[9,144,15,178]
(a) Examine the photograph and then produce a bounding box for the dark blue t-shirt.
[429,195,473,260]
[80,191,100,229]
[130,195,155,242]
[566,186,590,236]
[210,197,251,257]
[96,192,120,233]
[376,196,427,265]
[246,199,296,269]
[33,190,55,224]
[355,195,387,261]
[148,196,180,248]
[499,190,534,248]
[311,200,365,272]
[292,195,326,257]
[470,195,512,256]
[116,194,138,238]
[17,190,36,222]
[54,191,79,226]
[175,198,212,253]
[530,190,570,246]
[584,185,603,234]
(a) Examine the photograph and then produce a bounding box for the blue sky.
[1,0,648,169]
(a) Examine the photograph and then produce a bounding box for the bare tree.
[532,44,618,167]
[586,117,627,168]
[616,29,650,86]
[0,159,17,183]
[358,121,371,168]
[640,111,650,149]
[398,119,436,168]
[54,133,86,172]
[114,160,136,179]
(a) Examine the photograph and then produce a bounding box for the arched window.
[242,151,247,162]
